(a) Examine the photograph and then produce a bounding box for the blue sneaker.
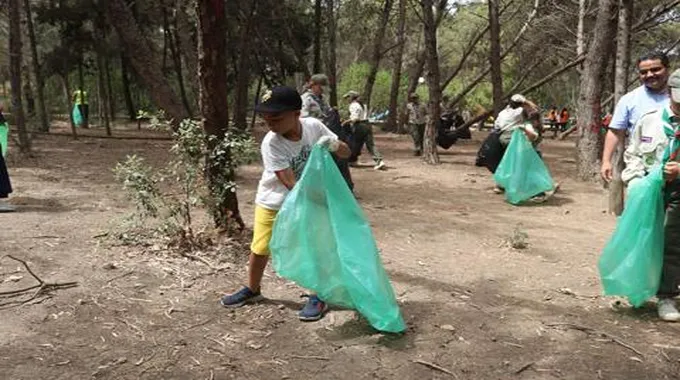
[220,286,263,308]
[298,295,328,321]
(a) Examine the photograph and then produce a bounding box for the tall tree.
[488,0,503,117]
[608,0,633,215]
[386,0,406,133]
[576,0,618,180]
[175,0,200,101]
[9,0,30,152]
[197,0,243,230]
[326,0,338,107]
[313,0,323,73]
[421,0,441,164]
[232,3,257,130]
[120,53,137,121]
[362,0,393,111]
[107,0,188,127]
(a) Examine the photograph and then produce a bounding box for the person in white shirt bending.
[343,91,386,170]
[220,86,351,322]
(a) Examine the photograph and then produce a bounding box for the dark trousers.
[659,185,680,297]
[410,123,425,154]
[78,104,89,127]
[349,122,382,164]
[0,145,12,198]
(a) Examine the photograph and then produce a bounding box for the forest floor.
[1,121,679,380]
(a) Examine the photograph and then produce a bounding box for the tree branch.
[633,0,680,32]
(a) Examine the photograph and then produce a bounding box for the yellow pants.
[250,206,278,255]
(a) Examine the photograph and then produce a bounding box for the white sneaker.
[658,299,680,322]
[374,161,386,170]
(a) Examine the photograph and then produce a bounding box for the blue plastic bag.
[598,167,665,307]
[270,145,405,333]
[72,105,83,126]
[493,128,555,204]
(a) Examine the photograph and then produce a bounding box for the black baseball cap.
[254,86,302,113]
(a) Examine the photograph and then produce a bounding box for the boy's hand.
[317,136,340,152]
[664,161,680,181]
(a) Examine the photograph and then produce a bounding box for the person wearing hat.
[406,93,427,156]
[494,94,541,147]
[220,86,351,322]
[621,68,680,321]
[602,51,670,182]
[343,91,386,170]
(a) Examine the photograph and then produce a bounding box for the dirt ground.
[1,122,679,380]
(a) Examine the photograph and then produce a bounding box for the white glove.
[317,135,340,152]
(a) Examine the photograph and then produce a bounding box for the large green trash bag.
[598,167,665,307]
[72,105,83,126]
[493,128,554,204]
[270,145,406,333]
[0,122,7,157]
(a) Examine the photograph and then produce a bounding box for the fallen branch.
[545,322,644,357]
[413,359,458,378]
[289,355,330,361]
[0,255,78,308]
[178,251,229,271]
[514,361,534,374]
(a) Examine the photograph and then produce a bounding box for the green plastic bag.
[0,122,7,157]
[72,105,83,126]
[598,167,665,307]
[493,128,554,204]
[270,145,406,333]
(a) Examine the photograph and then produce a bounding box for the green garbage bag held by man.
[599,166,665,307]
[0,122,8,157]
[72,105,83,127]
[493,128,555,205]
[270,145,406,333]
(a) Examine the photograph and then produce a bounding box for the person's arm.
[601,98,629,181]
[520,124,539,141]
[274,169,296,190]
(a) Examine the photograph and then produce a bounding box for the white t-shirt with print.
[349,101,368,122]
[494,106,525,132]
[255,117,337,210]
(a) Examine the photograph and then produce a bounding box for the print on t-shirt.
[291,145,312,179]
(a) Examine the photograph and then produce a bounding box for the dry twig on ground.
[0,255,78,308]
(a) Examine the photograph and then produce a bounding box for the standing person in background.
[406,93,427,156]
[300,74,354,190]
[601,51,670,182]
[343,91,385,170]
[72,88,89,128]
[557,107,570,132]
[546,105,558,136]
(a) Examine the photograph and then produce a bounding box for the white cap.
[510,94,527,103]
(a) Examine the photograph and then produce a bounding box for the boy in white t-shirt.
[221,86,351,322]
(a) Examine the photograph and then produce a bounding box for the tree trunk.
[23,68,35,116]
[96,47,112,136]
[107,0,188,128]
[24,0,50,136]
[609,0,633,215]
[60,74,78,140]
[120,53,137,121]
[421,0,441,165]
[175,0,200,102]
[386,0,406,133]
[576,0,617,180]
[9,0,30,153]
[488,0,503,117]
[362,0,393,111]
[326,0,338,107]
[577,0,587,70]
[166,7,193,118]
[197,0,243,230]
[313,0,323,74]
[233,3,256,130]
[105,53,116,120]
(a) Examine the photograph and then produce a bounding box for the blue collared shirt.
[610,85,669,131]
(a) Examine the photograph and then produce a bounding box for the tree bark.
[313,0,323,74]
[362,0,393,111]
[105,53,116,120]
[421,0,441,165]
[23,68,35,116]
[197,0,243,230]
[576,0,617,180]
[488,0,503,117]
[107,0,188,128]
[326,0,338,107]
[577,0,587,70]
[386,0,406,133]
[9,0,30,152]
[120,53,137,121]
[609,0,633,215]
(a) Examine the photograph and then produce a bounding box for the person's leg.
[658,186,680,321]
[221,206,276,307]
[349,123,367,164]
[363,124,384,168]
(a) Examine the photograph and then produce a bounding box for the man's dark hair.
[637,51,670,67]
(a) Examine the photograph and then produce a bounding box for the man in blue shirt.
[601,52,670,181]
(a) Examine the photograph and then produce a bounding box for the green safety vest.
[73,90,88,105]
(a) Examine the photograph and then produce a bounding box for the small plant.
[507,224,529,250]
[113,118,257,249]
